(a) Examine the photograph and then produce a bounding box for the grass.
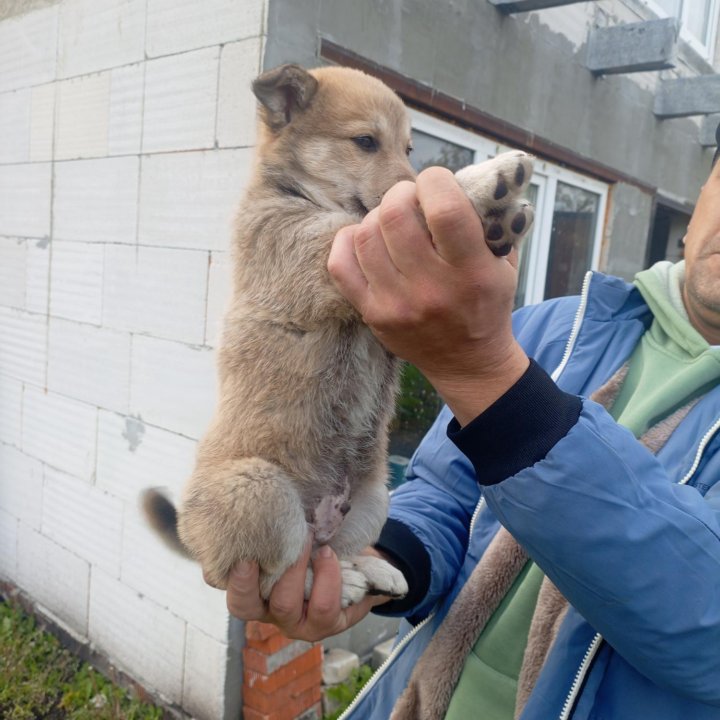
[0,600,163,720]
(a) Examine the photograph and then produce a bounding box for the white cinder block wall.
[0,1,267,717]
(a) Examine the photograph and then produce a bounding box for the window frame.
[642,0,720,61]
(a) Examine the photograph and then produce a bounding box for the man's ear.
[252,64,319,131]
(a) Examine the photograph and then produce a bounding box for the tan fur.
[142,64,534,604]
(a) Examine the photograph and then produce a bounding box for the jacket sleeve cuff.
[371,518,431,617]
[447,359,582,486]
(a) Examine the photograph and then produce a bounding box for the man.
[225,141,720,719]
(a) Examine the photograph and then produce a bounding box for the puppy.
[142,64,534,607]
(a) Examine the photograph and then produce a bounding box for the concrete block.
[700,114,720,148]
[206,252,232,346]
[121,510,229,642]
[217,38,262,149]
[138,149,250,252]
[55,73,111,160]
[146,0,265,58]
[322,648,359,685]
[57,0,145,79]
[0,443,44,530]
[96,410,196,502]
[654,75,720,119]
[142,47,220,153]
[0,508,18,580]
[0,307,47,386]
[0,163,51,239]
[129,335,216,439]
[16,523,90,635]
[0,6,59,93]
[0,89,30,163]
[586,18,677,75]
[49,241,104,324]
[25,241,51,314]
[22,385,97,481]
[42,465,122,574]
[0,373,23,448]
[47,318,131,412]
[89,568,186,702]
[371,638,395,669]
[54,156,139,244]
[108,63,144,156]
[0,237,27,309]
[30,83,55,162]
[183,625,230,720]
[103,244,209,344]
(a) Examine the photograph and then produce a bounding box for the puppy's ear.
[252,64,319,131]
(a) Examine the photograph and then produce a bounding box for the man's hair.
[714,120,720,168]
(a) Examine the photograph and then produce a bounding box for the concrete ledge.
[586,18,677,75]
[654,75,720,118]
[487,0,587,13]
[700,114,720,147]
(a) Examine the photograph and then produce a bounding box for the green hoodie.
[611,261,720,437]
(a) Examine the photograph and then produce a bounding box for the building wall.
[264,0,718,279]
[0,0,267,717]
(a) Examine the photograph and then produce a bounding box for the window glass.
[544,183,600,300]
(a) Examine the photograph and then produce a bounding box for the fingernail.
[318,545,333,559]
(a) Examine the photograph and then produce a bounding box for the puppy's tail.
[141,488,191,558]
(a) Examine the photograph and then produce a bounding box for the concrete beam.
[487,0,587,14]
[700,114,720,147]
[586,18,677,75]
[654,75,720,118]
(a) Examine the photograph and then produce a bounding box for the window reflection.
[544,182,599,300]
[410,129,475,174]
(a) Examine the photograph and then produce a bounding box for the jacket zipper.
[552,275,720,719]
[336,610,436,720]
[551,271,593,384]
[551,272,602,720]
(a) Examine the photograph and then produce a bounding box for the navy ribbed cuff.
[447,359,582,485]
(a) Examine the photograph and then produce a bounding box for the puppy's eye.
[353,135,378,152]
[406,145,413,157]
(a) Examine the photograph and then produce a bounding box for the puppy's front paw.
[455,151,535,256]
[339,555,409,608]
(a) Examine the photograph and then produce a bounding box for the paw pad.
[454,151,535,257]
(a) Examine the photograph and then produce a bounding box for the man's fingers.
[306,546,343,628]
[352,208,403,290]
[226,561,265,620]
[416,166,488,266]
[267,536,312,625]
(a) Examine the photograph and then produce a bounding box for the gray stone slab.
[488,0,588,13]
[654,75,720,118]
[586,18,677,75]
[700,114,720,147]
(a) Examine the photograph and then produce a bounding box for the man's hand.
[224,539,392,642]
[328,166,529,425]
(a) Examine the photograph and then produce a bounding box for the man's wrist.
[426,341,530,426]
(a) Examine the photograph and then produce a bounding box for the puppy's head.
[252,64,415,216]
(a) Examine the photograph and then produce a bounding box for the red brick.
[242,699,322,720]
[244,671,322,714]
[244,645,322,693]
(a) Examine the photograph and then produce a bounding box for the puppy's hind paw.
[339,555,408,608]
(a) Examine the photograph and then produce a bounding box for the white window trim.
[408,110,609,306]
[641,0,720,61]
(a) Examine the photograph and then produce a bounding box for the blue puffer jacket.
[340,271,720,720]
